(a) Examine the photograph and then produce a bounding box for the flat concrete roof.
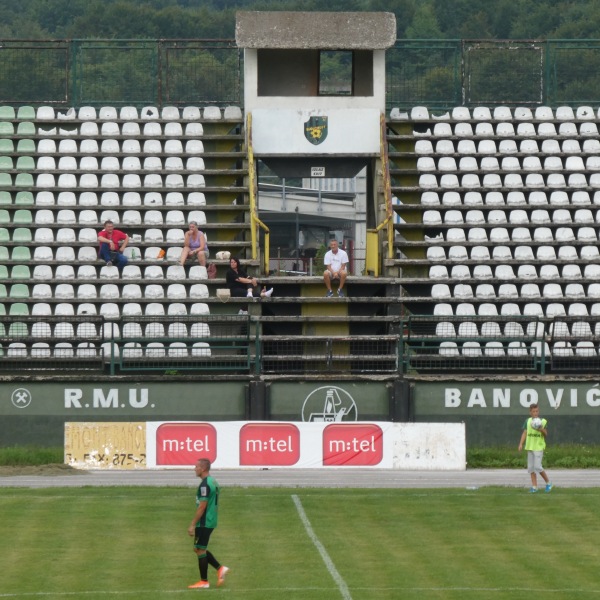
[236,11,397,50]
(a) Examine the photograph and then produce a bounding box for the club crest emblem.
[304,116,328,145]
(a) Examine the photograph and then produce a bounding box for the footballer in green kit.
[187,458,229,589]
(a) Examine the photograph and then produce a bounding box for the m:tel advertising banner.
[66,421,465,471]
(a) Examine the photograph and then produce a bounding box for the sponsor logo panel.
[239,423,300,466]
[156,423,217,466]
[323,423,383,466]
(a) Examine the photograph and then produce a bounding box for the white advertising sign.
[251,108,381,156]
[144,421,466,471]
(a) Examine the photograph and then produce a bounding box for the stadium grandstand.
[1,12,599,448]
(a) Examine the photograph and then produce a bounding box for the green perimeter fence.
[386,39,600,110]
[1,39,600,109]
[0,39,241,108]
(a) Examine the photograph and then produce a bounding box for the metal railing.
[1,313,599,376]
[403,315,543,374]
[110,314,253,374]
[259,335,401,375]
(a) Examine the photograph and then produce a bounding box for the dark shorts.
[194,527,214,549]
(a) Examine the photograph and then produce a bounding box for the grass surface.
[1,487,599,599]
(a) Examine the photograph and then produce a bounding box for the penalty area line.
[291,494,353,600]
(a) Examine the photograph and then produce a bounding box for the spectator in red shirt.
[98,220,129,270]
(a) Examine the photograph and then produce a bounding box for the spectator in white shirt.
[323,239,349,298]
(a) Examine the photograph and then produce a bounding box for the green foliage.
[405,2,443,39]
[2,0,600,40]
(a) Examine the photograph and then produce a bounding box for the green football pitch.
[1,486,598,599]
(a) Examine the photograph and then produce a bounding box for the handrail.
[246,112,270,275]
[374,112,394,255]
[365,113,395,277]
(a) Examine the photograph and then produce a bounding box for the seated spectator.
[226,257,273,313]
[180,221,208,266]
[323,239,348,297]
[98,220,128,270]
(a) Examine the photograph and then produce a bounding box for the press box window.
[319,50,353,95]
[257,49,373,97]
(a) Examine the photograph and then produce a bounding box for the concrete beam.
[236,11,397,50]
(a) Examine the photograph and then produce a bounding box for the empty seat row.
[435,320,600,339]
[0,341,212,359]
[428,226,599,243]
[437,340,598,358]
[0,301,210,319]
[35,122,205,137]
[398,105,600,121]
[427,244,600,262]
[550,341,600,357]
[419,172,600,189]
[422,138,600,156]
[34,105,239,121]
[433,302,600,318]
[437,340,533,357]
[416,137,600,156]
[435,321,527,338]
[28,209,206,226]
[0,155,36,170]
[0,341,102,359]
[34,138,205,154]
[429,263,600,281]
[32,173,206,189]
[423,208,600,226]
[3,320,211,339]
[0,106,35,119]
[431,283,600,301]
[421,190,600,207]
[549,321,600,338]
[34,156,206,171]
[0,121,36,135]
[33,191,207,207]
[414,121,600,138]
[0,191,34,205]
[0,139,39,153]
[417,155,600,172]
[2,302,209,317]
[3,321,99,338]
[434,319,600,338]
[2,120,205,137]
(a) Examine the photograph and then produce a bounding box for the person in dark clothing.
[225,257,273,313]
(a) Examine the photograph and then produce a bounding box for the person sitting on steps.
[323,239,349,298]
[97,219,129,271]
[180,221,208,267]
[226,256,273,314]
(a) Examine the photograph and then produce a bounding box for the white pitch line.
[291,494,353,600]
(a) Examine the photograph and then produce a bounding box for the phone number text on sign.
[65,422,146,469]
